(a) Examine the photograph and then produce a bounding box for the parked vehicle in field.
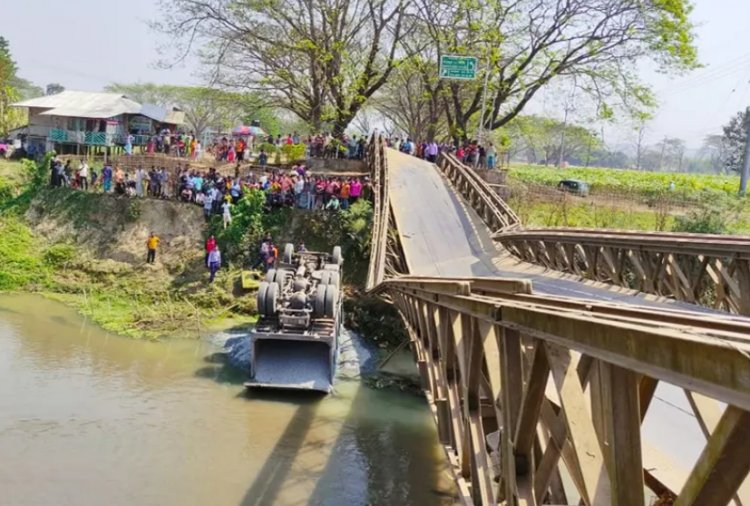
[245,244,344,393]
[557,179,589,197]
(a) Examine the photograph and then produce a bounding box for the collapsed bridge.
[365,136,750,506]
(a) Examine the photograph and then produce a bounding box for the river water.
[0,294,457,506]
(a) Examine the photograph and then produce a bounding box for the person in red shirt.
[205,235,217,266]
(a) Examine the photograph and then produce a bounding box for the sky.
[4,0,750,149]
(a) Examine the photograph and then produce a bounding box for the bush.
[257,142,277,154]
[281,143,306,162]
[209,189,266,264]
[671,191,742,234]
[43,243,77,267]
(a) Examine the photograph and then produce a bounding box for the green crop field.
[508,164,741,198]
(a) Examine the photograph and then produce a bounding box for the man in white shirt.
[78,159,89,190]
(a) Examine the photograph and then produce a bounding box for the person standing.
[102,163,113,193]
[203,189,214,222]
[78,159,89,190]
[146,232,160,264]
[222,200,232,229]
[205,235,216,266]
[208,247,222,283]
[487,143,497,170]
[135,166,145,197]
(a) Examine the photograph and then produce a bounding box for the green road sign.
[439,55,478,80]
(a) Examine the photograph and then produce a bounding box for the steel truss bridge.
[364,136,750,506]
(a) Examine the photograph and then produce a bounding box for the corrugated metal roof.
[12,90,141,118]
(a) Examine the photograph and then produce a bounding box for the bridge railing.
[432,154,750,316]
[374,275,750,506]
[495,227,750,316]
[365,134,391,289]
[436,153,521,232]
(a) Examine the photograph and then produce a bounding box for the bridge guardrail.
[365,134,391,289]
[495,227,750,316]
[375,275,750,506]
[436,153,521,232]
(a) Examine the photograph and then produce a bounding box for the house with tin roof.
[11,90,184,155]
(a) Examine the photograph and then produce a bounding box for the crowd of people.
[204,132,368,163]
[387,137,499,170]
[48,156,370,220]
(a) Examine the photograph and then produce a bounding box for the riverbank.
[0,157,387,341]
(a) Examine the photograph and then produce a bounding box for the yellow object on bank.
[147,236,160,249]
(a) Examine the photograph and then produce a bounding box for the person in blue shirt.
[102,164,113,193]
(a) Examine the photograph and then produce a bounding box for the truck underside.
[244,245,344,394]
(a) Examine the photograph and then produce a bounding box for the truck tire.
[265,269,277,283]
[283,243,294,263]
[323,263,340,271]
[274,269,291,288]
[257,281,269,316]
[332,245,343,265]
[324,284,338,318]
[265,281,279,316]
[313,284,327,317]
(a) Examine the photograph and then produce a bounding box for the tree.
[373,61,449,141]
[411,0,699,143]
[154,0,409,134]
[45,83,65,95]
[720,110,748,174]
[106,83,278,137]
[700,135,729,174]
[501,115,601,165]
[0,37,19,137]
[0,37,41,137]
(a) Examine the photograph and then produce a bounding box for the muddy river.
[0,294,456,506]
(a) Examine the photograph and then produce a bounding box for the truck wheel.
[283,243,294,263]
[265,281,279,316]
[274,269,291,288]
[265,269,277,283]
[332,245,343,265]
[324,284,338,318]
[257,281,269,316]
[313,284,326,317]
[319,271,330,286]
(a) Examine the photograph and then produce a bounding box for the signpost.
[439,55,478,80]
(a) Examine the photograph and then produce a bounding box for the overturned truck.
[245,244,343,393]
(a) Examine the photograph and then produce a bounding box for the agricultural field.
[508,164,742,199]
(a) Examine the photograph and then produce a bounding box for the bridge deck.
[387,148,749,497]
[388,149,708,309]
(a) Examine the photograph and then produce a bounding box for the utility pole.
[741,106,750,195]
[475,61,491,168]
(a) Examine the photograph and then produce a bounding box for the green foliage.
[281,143,306,162]
[43,244,77,267]
[509,164,741,200]
[0,216,50,290]
[209,189,266,263]
[257,142,277,154]
[671,191,743,234]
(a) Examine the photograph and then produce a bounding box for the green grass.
[517,201,676,230]
[0,158,29,186]
[509,164,742,199]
